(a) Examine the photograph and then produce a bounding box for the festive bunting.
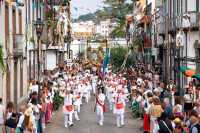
[192,74,200,80]
[179,66,191,73]
[184,70,195,77]
[178,66,200,79]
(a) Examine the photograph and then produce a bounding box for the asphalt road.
[45,97,141,133]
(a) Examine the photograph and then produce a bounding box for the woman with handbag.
[4,102,16,133]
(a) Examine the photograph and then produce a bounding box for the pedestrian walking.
[63,90,74,128]
[95,87,105,126]
[113,88,126,128]
[0,98,5,133]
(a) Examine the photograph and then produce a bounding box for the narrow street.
[45,97,141,133]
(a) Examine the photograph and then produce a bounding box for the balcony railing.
[156,22,165,35]
[13,34,24,56]
[176,11,200,29]
[168,18,176,32]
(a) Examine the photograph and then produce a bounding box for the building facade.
[146,0,200,93]
[0,0,28,105]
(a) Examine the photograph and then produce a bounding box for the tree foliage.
[74,0,133,38]
[110,46,135,71]
[0,44,5,72]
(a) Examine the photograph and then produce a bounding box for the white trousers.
[83,93,89,103]
[64,113,73,127]
[96,105,104,125]
[92,82,96,94]
[76,104,81,113]
[116,114,124,127]
[74,110,80,120]
[109,101,114,111]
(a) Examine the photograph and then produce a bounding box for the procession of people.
[0,60,200,133]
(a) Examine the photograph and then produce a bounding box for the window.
[197,0,199,12]
[187,0,196,11]
[5,4,9,49]
[18,10,22,34]
[195,48,200,73]
[20,61,23,97]
[12,8,16,48]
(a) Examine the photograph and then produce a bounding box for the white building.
[72,21,95,39]
[95,19,117,37]
[147,0,200,87]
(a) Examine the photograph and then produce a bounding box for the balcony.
[176,12,200,31]
[13,34,24,56]
[156,22,165,35]
[168,18,176,33]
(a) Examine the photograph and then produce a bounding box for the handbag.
[162,120,172,133]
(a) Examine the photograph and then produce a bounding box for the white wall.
[185,31,199,69]
[187,0,196,11]
[46,51,57,70]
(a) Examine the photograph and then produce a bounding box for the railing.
[168,17,176,32]
[13,34,24,55]
[176,11,200,29]
[156,21,165,35]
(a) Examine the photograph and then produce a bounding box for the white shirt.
[137,78,143,86]
[0,104,5,124]
[97,93,105,106]
[17,113,24,128]
[30,85,39,93]
[64,94,73,106]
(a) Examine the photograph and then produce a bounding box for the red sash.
[116,94,124,109]
[96,96,106,112]
[65,105,73,111]
[116,103,124,109]
[76,94,81,99]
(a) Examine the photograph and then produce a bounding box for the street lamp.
[34,18,44,84]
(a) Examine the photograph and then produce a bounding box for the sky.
[71,0,104,18]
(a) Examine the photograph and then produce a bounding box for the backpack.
[190,124,200,133]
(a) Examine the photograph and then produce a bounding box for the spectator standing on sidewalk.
[5,102,16,133]
[0,98,5,133]
[16,105,25,133]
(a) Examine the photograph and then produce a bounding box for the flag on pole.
[103,48,110,75]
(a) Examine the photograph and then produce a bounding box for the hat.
[174,118,181,123]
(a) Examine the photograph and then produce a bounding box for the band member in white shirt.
[95,88,106,126]
[113,88,126,128]
[63,90,74,128]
